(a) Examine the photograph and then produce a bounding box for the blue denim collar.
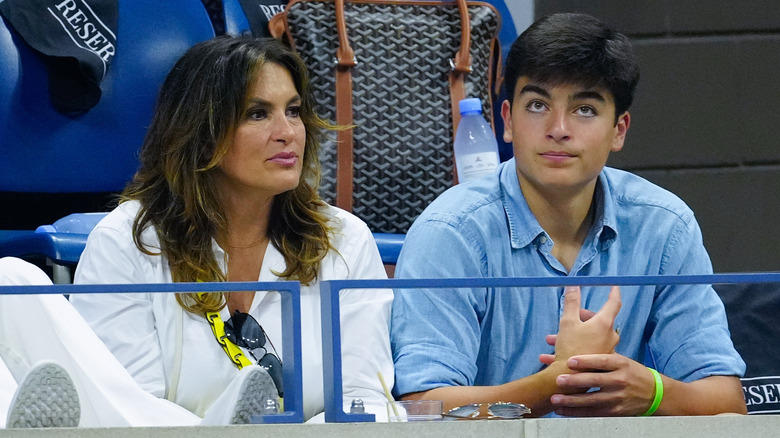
[500,158,617,252]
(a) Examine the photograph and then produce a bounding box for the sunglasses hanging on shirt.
[205,309,284,397]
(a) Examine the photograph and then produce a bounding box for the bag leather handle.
[334,0,471,69]
[334,0,471,70]
[334,0,355,210]
[332,0,474,208]
[448,0,472,184]
[335,0,357,68]
[452,0,472,74]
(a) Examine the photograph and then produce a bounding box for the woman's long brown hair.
[121,36,335,313]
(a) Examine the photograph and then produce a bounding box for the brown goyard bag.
[273,0,501,234]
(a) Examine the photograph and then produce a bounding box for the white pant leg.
[0,257,51,286]
[0,358,17,427]
[0,293,202,427]
[0,258,200,427]
[0,258,44,428]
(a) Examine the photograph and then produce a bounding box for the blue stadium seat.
[0,1,215,281]
[0,13,18,131]
[223,0,252,35]
[0,213,107,283]
[0,211,402,283]
[372,233,404,265]
[0,0,215,193]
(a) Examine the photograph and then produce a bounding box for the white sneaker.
[229,366,279,424]
[6,361,80,428]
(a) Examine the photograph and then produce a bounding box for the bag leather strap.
[334,0,357,210]
[333,0,472,208]
[449,0,472,133]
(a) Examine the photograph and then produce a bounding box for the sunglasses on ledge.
[443,402,530,420]
[224,310,284,397]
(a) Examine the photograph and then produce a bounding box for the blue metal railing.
[0,280,305,424]
[6,273,780,423]
[319,272,780,422]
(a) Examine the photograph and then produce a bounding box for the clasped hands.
[539,286,658,417]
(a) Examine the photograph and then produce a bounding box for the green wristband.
[641,368,663,416]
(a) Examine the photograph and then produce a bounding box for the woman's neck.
[220,191,274,249]
[220,194,274,314]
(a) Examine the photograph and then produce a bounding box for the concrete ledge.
[2,415,780,438]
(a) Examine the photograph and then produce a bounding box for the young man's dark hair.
[504,13,640,121]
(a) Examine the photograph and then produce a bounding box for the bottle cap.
[459,98,483,115]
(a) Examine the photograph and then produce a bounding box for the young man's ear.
[611,111,630,152]
[501,99,513,144]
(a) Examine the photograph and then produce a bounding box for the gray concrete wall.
[0,415,780,438]
[1,415,780,438]
[535,1,780,272]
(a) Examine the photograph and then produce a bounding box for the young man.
[390,13,746,417]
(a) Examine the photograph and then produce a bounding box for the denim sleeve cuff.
[659,325,746,382]
[392,343,476,398]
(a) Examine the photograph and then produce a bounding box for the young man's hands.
[538,286,658,416]
[544,286,621,369]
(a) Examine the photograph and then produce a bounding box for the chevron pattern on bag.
[287,1,499,234]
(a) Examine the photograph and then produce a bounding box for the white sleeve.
[71,224,168,398]
[334,217,394,421]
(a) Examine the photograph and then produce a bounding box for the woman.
[71,36,393,422]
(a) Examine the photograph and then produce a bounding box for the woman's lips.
[269,152,298,166]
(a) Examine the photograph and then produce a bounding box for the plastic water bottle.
[453,98,500,183]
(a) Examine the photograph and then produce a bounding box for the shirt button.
[539,236,548,244]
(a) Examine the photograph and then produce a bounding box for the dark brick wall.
[534,1,780,272]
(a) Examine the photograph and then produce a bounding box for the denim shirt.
[391,158,745,401]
